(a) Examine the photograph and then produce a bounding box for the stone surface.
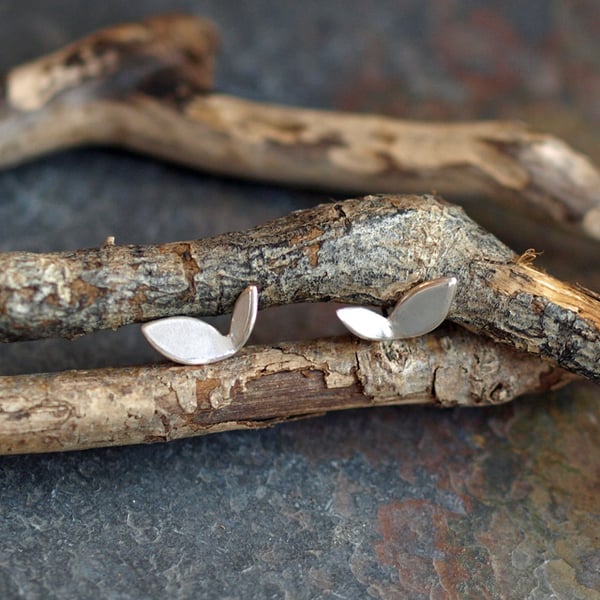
[1,1,600,598]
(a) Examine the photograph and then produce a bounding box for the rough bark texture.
[1,15,599,240]
[2,194,600,381]
[0,327,573,455]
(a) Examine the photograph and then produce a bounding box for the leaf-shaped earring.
[336,276,457,340]
[141,285,258,365]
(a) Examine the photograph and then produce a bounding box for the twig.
[2,194,600,381]
[1,15,599,240]
[0,16,594,455]
[0,328,574,455]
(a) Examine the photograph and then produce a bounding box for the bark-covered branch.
[0,16,594,455]
[0,328,574,455]
[1,15,599,240]
[2,194,600,381]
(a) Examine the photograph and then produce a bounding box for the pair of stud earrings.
[142,277,457,365]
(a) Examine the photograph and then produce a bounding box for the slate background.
[1,1,600,598]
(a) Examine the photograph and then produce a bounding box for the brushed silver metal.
[141,285,258,365]
[229,285,258,349]
[337,276,457,341]
[334,306,393,341]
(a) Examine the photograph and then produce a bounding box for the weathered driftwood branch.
[0,328,574,455]
[2,194,600,381]
[1,15,600,239]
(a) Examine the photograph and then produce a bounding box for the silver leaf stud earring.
[142,285,258,365]
[336,277,457,340]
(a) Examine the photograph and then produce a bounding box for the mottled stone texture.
[1,1,600,598]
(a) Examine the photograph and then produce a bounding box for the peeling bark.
[0,15,599,240]
[2,194,600,381]
[0,328,574,455]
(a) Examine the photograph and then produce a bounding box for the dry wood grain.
[2,194,600,381]
[0,328,574,455]
[1,15,599,239]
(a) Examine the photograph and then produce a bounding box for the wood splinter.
[0,14,599,240]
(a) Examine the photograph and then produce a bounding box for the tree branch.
[1,15,599,240]
[0,16,594,455]
[2,194,600,381]
[0,328,574,455]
